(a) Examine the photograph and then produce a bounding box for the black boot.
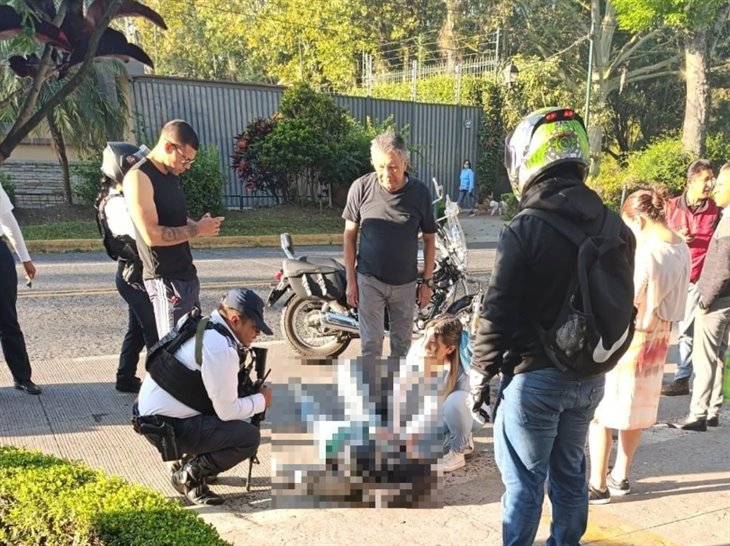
[171,455,224,505]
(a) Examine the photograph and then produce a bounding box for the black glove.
[468,369,493,425]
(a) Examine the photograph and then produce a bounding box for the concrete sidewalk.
[1,338,728,546]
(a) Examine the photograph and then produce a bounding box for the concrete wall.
[0,160,68,207]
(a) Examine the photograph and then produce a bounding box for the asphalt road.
[13,246,494,361]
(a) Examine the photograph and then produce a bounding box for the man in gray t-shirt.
[342,132,437,358]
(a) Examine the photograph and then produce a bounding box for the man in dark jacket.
[470,108,636,546]
[673,163,730,430]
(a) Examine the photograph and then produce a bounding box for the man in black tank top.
[124,120,225,338]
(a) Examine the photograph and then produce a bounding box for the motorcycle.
[266,178,482,359]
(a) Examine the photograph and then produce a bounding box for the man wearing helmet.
[123,120,225,338]
[97,142,158,393]
[470,108,636,545]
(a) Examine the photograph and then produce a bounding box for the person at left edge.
[123,120,225,338]
[0,182,40,395]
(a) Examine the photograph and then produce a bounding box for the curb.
[25,233,344,253]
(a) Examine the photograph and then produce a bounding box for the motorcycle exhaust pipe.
[320,311,360,334]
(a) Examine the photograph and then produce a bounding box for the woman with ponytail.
[588,187,691,504]
[418,315,484,472]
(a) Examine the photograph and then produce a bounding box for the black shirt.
[133,160,196,281]
[342,172,437,285]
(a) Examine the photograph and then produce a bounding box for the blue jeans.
[675,283,700,381]
[494,367,605,546]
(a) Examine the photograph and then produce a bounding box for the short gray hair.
[371,131,409,164]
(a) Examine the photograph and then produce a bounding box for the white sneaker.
[441,450,466,473]
[463,434,475,456]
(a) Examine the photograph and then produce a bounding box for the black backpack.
[520,207,636,378]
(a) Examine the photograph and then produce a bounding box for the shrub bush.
[181,145,225,218]
[0,446,230,546]
[72,160,104,206]
[625,136,691,195]
[587,155,639,211]
[0,173,16,206]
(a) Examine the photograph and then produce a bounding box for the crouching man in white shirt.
[136,288,273,505]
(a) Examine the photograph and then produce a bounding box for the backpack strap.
[194,316,238,366]
[518,207,600,247]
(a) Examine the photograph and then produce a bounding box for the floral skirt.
[593,320,671,430]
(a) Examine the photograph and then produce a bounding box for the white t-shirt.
[0,183,30,262]
[138,311,266,420]
[103,190,136,239]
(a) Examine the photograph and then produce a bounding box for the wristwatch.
[423,278,434,288]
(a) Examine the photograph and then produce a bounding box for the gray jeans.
[689,296,730,420]
[357,273,416,358]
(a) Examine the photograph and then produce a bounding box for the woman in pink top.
[588,188,691,504]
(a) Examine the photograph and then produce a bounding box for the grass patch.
[19,206,345,240]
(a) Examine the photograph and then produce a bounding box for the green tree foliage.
[135,0,265,82]
[611,0,730,155]
[243,0,371,89]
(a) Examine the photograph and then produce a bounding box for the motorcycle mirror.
[432,177,444,201]
[281,233,294,256]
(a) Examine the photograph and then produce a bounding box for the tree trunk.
[438,0,458,72]
[681,30,709,156]
[47,114,72,204]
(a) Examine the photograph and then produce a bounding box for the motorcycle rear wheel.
[281,295,352,359]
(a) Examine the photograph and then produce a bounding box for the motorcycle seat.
[283,257,344,278]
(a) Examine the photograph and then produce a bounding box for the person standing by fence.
[457,160,475,215]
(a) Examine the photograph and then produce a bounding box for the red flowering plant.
[231,115,287,202]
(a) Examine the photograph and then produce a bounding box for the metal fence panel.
[130,76,481,208]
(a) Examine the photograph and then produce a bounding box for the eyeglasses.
[166,140,195,165]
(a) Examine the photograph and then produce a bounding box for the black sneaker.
[707,416,719,427]
[588,485,611,505]
[670,416,707,432]
[14,380,42,395]
[607,473,630,496]
[115,377,142,393]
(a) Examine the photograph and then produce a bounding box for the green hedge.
[0,446,230,546]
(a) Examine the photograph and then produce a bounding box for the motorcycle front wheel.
[281,295,352,359]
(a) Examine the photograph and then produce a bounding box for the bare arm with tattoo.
[124,170,223,247]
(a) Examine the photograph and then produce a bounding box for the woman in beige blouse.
[588,188,691,504]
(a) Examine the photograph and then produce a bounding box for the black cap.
[222,288,273,335]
